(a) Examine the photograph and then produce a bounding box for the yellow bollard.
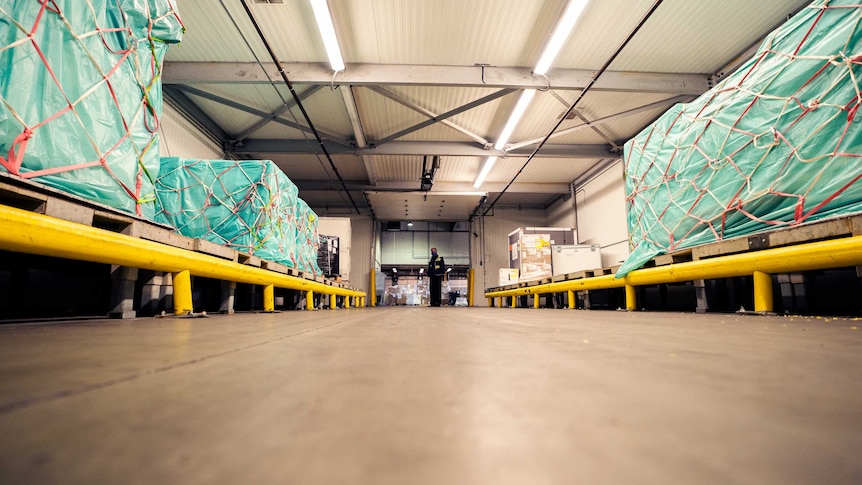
[625,285,637,311]
[370,270,377,307]
[345,295,351,309]
[306,290,314,311]
[331,293,336,310]
[467,268,475,307]
[511,295,517,308]
[568,290,575,309]
[173,270,193,315]
[533,293,540,308]
[487,297,493,307]
[263,284,274,312]
[753,271,774,313]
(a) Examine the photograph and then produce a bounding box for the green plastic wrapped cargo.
[155,157,322,275]
[620,0,862,277]
[0,1,183,218]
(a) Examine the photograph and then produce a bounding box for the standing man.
[428,247,445,307]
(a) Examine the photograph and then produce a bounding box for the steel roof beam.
[294,181,570,193]
[171,85,349,146]
[233,84,323,141]
[163,86,230,146]
[234,140,617,159]
[506,95,692,151]
[339,85,377,185]
[367,86,490,145]
[378,88,515,143]
[164,62,710,95]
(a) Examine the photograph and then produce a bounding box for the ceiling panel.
[333,0,566,66]
[301,191,367,214]
[370,156,423,182]
[435,157,483,184]
[354,88,429,141]
[267,154,367,182]
[164,0,264,62]
[244,122,308,141]
[162,0,812,220]
[184,95,263,136]
[586,0,810,73]
[487,192,562,208]
[366,191,487,221]
[484,156,602,186]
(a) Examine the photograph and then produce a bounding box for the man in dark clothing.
[428,247,445,307]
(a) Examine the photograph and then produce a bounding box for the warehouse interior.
[1,0,861,483]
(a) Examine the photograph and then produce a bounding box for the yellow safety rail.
[486,234,862,313]
[0,205,365,312]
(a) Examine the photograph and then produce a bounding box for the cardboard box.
[508,227,574,282]
[499,268,520,286]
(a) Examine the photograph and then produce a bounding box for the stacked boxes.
[621,0,862,276]
[0,1,183,218]
[154,157,321,275]
[508,227,575,282]
[318,235,339,277]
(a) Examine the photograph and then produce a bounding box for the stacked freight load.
[154,157,322,275]
[318,235,339,278]
[620,0,862,276]
[0,1,183,218]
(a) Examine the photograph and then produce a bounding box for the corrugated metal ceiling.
[162,0,814,219]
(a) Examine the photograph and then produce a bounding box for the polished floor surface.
[0,307,860,484]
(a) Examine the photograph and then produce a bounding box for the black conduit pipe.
[482,0,665,217]
[240,0,361,214]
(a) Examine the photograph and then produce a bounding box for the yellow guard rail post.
[369,269,376,307]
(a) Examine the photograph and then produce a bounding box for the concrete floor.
[0,308,860,484]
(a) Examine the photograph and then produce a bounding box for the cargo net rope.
[154,158,322,275]
[620,0,862,277]
[0,1,183,218]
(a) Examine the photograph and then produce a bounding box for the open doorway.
[377,221,470,306]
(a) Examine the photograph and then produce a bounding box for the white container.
[551,245,603,275]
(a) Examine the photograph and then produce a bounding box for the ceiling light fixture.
[533,0,589,76]
[309,0,345,72]
[473,88,534,189]
[473,0,589,189]
[494,89,537,151]
[473,156,497,189]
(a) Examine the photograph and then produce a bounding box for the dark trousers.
[430,276,442,306]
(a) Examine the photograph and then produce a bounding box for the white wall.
[318,217,352,280]
[574,160,630,267]
[159,103,222,160]
[380,231,469,266]
[348,215,374,297]
[545,196,575,229]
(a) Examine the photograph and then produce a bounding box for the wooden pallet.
[651,214,862,266]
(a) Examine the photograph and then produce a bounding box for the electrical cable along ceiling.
[162,0,812,219]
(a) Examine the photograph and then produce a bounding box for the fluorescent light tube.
[534,0,589,75]
[473,156,498,189]
[494,89,536,150]
[310,0,345,72]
